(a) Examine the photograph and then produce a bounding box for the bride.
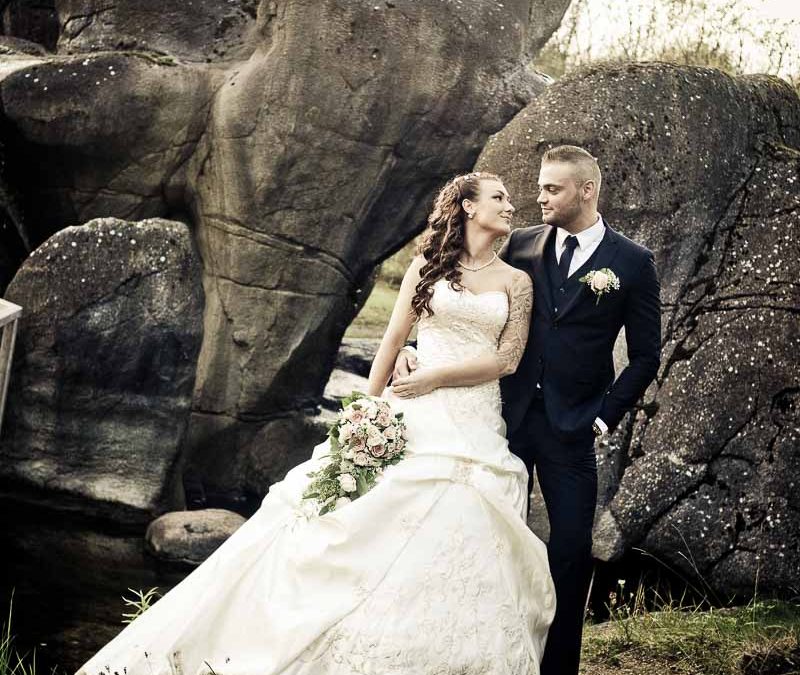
[76,172,556,675]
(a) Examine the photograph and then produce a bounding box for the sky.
[752,0,800,19]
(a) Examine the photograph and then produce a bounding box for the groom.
[497,145,661,675]
[395,145,661,675]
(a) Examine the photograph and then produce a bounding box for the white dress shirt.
[555,214,606,277]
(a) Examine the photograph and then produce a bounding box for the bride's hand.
[391,369,440,398]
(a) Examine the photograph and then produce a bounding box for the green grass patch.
[582,581,800,675]
[344,280,400,339]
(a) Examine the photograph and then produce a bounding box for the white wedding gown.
[77,278,556,675]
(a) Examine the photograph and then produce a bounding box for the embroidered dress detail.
[76,277,556,675]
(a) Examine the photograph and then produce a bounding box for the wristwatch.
[592,421,604,437]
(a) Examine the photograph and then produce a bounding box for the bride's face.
[463,179,515,237]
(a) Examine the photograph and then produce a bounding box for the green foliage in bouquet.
[303,391,407,516]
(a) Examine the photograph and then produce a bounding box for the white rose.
[590,271,609,291]
[338,473,357,492]
[384,425,396,440]
[339,423,353,441]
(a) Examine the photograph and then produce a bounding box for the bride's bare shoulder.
[408,254,427,277]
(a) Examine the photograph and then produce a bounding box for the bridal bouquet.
[303,391,408,515]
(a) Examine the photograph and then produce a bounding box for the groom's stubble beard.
[547,191,583,230]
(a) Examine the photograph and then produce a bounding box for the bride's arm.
[366,256,424,396]
[391,271,533,397]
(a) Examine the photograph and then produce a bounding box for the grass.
[2,575,797,674]
[344,279,400,339]
[1,591,42,675]
[581,579,800,675]
[121,587,161,625]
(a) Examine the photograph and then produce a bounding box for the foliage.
[121,587,161,625]
[303,392,406,515]
[0,591,46,675]
[585,579,800,674]
[344,280,402,339]
[534,0,800,90]
[377,237,420,289]
[583,536,800,674]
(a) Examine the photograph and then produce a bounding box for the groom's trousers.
[508,395,598,675]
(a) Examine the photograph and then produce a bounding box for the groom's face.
[537,161,583,228]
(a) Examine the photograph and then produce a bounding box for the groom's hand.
[392,349,418,380]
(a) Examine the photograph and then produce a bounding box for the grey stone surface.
[322,369,371,410]
[334,337,380,378]
[480,62,800,597]
[1,1,58,52]
[0,217,204,523]
[145,508,247,565]
[0,0,570,501]
[55,0,258,62]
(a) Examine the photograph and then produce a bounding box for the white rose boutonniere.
[579,268,620,305]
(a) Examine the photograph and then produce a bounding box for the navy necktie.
[559,235,578,282]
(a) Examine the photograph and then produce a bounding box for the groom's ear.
[581,179,598,202]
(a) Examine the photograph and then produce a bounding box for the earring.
[468,213,474,219]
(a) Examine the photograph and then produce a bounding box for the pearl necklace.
[457,252,498,272]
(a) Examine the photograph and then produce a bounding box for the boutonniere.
[579,268,620,305]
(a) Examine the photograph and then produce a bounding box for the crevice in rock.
[203,214,353,282]
[210,271,345,298]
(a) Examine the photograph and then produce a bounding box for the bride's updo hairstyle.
[411,171,501,318]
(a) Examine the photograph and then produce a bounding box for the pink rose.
[383,425,396,440]
[369,444,386,458]
[354,451,371,466]
[350,410,365,424]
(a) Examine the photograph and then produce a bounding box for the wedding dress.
[76,277,556,675]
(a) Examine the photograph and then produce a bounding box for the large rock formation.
[477,62,800,597]
[0,6,572,667]
[0,0,571,505]
[1,217,204,523]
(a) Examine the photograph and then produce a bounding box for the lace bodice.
[416,278,509,368]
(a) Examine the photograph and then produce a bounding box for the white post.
[0,298,22,439]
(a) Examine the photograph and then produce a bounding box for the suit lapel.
[530,226,555,319]
[555,224,621,323]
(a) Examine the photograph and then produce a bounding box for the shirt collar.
[556,214,605,250]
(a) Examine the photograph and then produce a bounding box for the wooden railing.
[0,298,22,438]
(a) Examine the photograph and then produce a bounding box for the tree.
[533,0,800,90]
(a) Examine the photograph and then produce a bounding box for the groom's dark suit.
[498,222,660,675]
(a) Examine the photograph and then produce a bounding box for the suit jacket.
[498,222,661,440]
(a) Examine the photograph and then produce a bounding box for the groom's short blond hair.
[542,145,602,194]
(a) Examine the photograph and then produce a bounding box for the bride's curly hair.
[411,171,501,318]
